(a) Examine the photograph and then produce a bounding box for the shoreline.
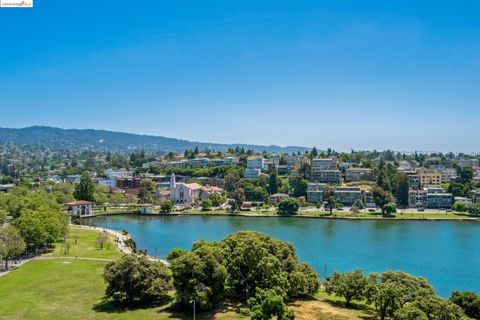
[83,211,480,222]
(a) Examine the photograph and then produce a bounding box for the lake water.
[84,215,480,297]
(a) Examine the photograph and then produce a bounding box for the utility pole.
[324,264,327,280]
[154,247,158,262]
[189,300,196,320]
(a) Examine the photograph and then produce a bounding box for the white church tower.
[170,173,176,192]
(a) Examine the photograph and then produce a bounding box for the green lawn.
[44,227,122,260]
[0,226,369,320]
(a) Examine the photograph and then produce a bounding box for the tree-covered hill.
[0,126,309,154]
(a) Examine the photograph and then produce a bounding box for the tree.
[0,226,25,269]
[138,179,156,202]
[278,198,299,215]
[290,176,308,198]
[231,188,245,210]
[448,182,467,198]
[325,269,369,306]
[452,202,468,213]
[103,254,172,305]
[366,271,435,320]
[383,202,397,215]
[352,198,365,210]
[0,209,7,224]
[248,288,295,320]
[298,162,311,180]
[371,186,394,214]
[450,291,480,319]
[169,241,227,311]
[221,231,319,301]
[458,167,474,184]
[73,172,95,202]
[96,232,108,250]
[201,199,212,211]
[208,193,227,207]
[396,173,410,208]
[268,167,279,194]
[323,187,337,214]
[160,200,174,213]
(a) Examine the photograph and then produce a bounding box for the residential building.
[417,168,443,187]
[269,193,289,204]
[457,158,479,168]
[169,173,224,205]
[454,197,472,206]
[277,165,292,175]
[306,183,326,203]
[244,168,261,179]
[312,158,337,170]
[345,168,374,182]
[426,193,452,209]
[407,173,420,189]
[473,190,480,203]
[66,200,94,217]
[96,178,116,189]
[106,169,131,179]
[408,189,427,208]
[334,187,362,206]
[246,156,265,170]
[363,191,376,208]
[64,174,81,184]
[312,169,342,184]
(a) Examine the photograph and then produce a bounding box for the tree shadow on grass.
[316,297,377,319]
[92,296,173,314]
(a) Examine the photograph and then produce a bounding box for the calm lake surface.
[84,215,480,297]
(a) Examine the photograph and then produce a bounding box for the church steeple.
[170,173,176,191]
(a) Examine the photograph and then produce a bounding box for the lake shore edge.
[84,211,480,222]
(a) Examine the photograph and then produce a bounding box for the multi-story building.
[312,158,337,170]
[363,191,376,208]
[244,168,261,179]
[246,156,264,169]
[345,168,374,182]
[244,156,265,178]
[454,197,472,206]
[312,169,342,184]
[426,193,452,209]
[408,189,427,208]
[96,178,116,189]
[334,187,362,206]
[306,183,326,203]
[407,173,420,189]
[473,190,480,203]
[417,168,443,187]
[457,158,479,168]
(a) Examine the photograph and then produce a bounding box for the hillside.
[0,126,309,154]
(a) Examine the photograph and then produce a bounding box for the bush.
[383,202,397,215]
[201,199,212,211]
[160,200,174,213]
[452,202,468,213]
[277,198,299,215]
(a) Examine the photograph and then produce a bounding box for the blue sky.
[0,1,479,152]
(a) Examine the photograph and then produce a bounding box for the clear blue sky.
[1,1,479,152]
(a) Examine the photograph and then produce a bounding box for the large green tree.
[73,172,95,202]
[0,226,25,269]
[325,269,369,306]
[103,254,172,305]
[168,241,227,311]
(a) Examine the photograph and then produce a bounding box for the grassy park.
[0,227,373,320]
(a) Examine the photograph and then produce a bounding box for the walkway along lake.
[83,214,480,297]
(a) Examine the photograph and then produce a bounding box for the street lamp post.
[189,300,196,320]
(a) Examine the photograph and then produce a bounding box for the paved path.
[71,225,169,265]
